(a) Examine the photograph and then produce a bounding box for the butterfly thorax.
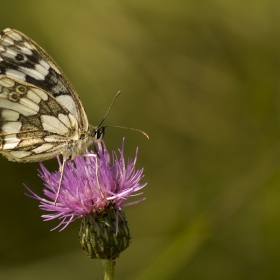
[63,125,104,160]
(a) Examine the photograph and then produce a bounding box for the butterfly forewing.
[0,28,91,162]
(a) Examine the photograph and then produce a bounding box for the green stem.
[102,259,115,280]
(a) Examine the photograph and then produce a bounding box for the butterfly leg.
[54,157,67,204]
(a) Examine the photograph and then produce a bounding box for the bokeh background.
[0,1,280,279]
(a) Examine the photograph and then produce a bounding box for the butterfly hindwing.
[0,74,81,162]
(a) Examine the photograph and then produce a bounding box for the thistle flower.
[25,138,146,260]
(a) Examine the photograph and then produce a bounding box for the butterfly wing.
[0,28,88,162]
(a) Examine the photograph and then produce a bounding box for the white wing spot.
[27,90,41,104]
[56,95,78,121]
[19,46,32,55]
[8,31,22,41]
[58,114,71,128]
[31,88,48,101]
[5,69,26,81]
[35,63,49,77]
[39,59,50,70]
[0,98,38,116]
[1,48,18,60]
[3,134,20,150]
[23,41,33,49]
[19,97,39,113]
[18,66,45,80]
[2,109,19,121]
[41,115,69,135]
[0,77,15,87]
[68,113,78,129]
[10,150,31,158]
[0,90,8,98]
[32,143,53,154]
[2,36,14,46]
[2,121,22,133]
[2,28,11,34]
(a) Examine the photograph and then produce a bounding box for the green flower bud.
[79,208,131,259]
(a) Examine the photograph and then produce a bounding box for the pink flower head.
[25,138,146,231]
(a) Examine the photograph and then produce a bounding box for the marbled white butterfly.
[0,28,106,202]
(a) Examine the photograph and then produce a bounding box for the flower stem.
[102,259,115,280]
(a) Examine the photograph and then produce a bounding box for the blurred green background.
[0,0,280,279]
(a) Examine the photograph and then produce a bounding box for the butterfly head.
[94,126,105,141]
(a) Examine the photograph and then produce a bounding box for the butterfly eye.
[15,85,27,95]
[94,127,105,141]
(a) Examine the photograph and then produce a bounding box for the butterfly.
[0,28,106,202]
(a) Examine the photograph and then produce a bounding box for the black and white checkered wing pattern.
[0,28,90,162]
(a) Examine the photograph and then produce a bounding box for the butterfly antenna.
[105,125,149,139]
[98,91,121,128]
[98,91,149,139]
